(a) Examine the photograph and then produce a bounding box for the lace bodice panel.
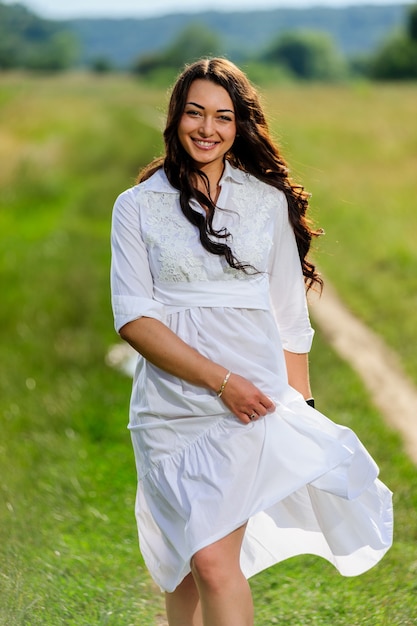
[138,172,276,284]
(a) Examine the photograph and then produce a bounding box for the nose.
[198,116,214,137]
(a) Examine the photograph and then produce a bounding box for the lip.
[191,138,219,150]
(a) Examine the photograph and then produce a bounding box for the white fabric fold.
[153,275,270,311]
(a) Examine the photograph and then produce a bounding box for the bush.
[369,2,417,79]
[262,30,347,81]
[370,34,417,79]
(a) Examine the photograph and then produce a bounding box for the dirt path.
[310,282,417,464]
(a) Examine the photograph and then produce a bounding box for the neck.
[196,161,225,201]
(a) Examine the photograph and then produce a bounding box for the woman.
[111,58,392,626]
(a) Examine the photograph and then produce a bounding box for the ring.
[249,413,257,420]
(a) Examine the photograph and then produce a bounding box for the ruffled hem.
[132,396,393,592]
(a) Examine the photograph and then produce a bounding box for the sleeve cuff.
[281,328,315,353]
[112,295,166,333]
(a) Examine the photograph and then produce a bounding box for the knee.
[191,547,234,594]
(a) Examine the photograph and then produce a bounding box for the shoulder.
[137,168,178,195]
[113,169,178,216]
[227,166,287,220]
[117,168,177,201]
[226,162,286,204]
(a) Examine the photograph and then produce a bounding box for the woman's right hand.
[219,373,276,424]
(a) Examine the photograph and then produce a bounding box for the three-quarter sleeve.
[110,187,165,333]
[268,191,314,353]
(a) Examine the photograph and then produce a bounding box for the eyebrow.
[185,101,235,114]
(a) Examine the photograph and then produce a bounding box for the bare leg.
[191,524,253,626]
[165,571,203,626]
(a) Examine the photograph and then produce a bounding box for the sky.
[3,0,414,20]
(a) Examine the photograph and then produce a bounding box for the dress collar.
[141,160,247,194]
[219,159,247,185]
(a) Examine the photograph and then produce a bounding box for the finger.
[250,406,265,417]
[236,410,256,424]
[251,399,274,417]
[260,395,275,412]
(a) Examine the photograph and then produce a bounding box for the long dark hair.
[138,57,322,291]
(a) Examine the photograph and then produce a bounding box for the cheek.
[226,120,237,140]
[227,127,237,144]
[178,115,194,135]
[177,123,194,155]
[177,121,189,148]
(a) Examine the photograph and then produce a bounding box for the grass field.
[261,81,417,383]
[1,73,416,625]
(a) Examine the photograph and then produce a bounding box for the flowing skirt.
[128,307,393,592]
[130,387,393,592]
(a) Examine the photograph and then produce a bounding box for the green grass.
[1,73,416,624]
[263,82,417,383]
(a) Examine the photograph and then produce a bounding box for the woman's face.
[177,79,237,176]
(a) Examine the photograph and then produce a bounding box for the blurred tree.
[370,34,417,79]
[132,51,165,76]
[90,56,114,73]
[132,23,222,78]
[166,23,222,67]
[262,30,346,80]
[369,2,417,79]
[408,3,417,40]
[0,1,79,70]
[25,32,78,71]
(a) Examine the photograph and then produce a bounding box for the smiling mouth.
[192,139,219,149]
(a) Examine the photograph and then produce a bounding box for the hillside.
[66,5,408,68]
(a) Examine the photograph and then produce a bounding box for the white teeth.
[194,140,216,147]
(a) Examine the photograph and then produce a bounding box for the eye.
[185,109,201,117]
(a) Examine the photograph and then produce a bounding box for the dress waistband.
[153,275,270,311]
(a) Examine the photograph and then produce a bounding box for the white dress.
[111,161,393,593]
